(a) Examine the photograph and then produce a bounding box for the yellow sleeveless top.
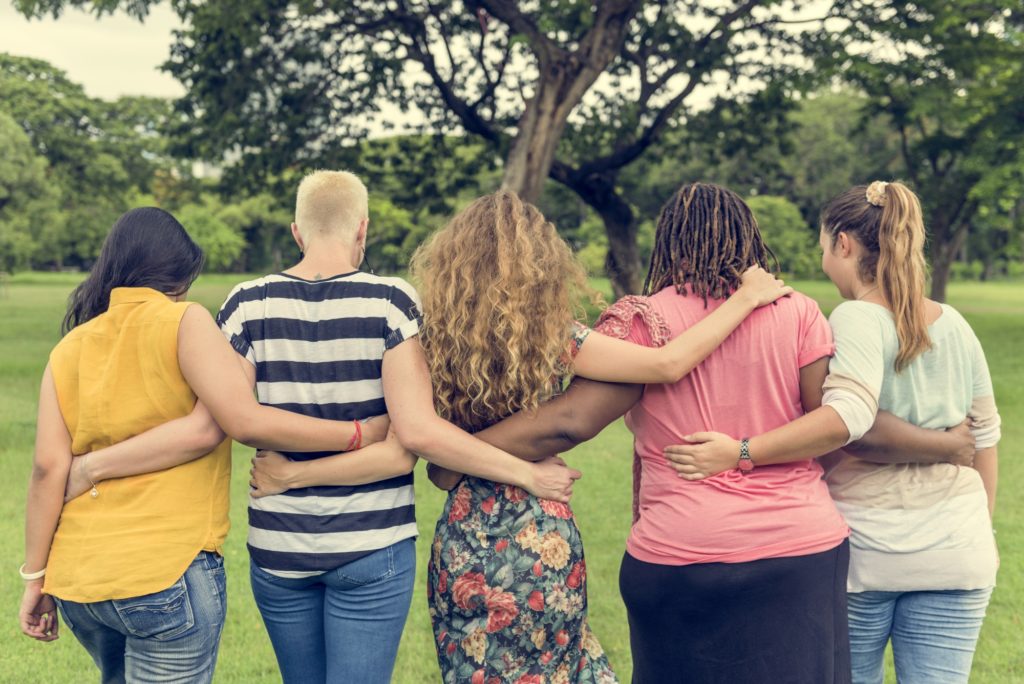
[44,287,231,602]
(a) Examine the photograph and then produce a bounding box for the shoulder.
[595,294,671,345]
[368,274,422,308]
[828,300,889,330]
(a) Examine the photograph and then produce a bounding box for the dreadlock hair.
[643,182,778,303]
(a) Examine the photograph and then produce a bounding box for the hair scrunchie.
[865,180,889,206]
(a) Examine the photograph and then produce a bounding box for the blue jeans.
[249,538,416,684]
[54,551,227,684]
[847,588,993,684]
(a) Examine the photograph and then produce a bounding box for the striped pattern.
[217,271,421,577]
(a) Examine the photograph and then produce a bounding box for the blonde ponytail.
[877,182,931,370]
[821,180,932,372]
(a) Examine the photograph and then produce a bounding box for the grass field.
[1,272,1021,683]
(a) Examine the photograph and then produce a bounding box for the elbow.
[193,420,228,453]
[221,413,258,446]
[392,417,441,457]
[390,449,418,476]
[555,408,603,448]
[653,357,683,384]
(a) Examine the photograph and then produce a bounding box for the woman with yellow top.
[16,207,394,683]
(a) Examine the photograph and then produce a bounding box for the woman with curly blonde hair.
[413,190,791,683]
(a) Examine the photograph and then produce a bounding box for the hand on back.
[737,266,793,307]
[525,456,582,503]
[663,432,740,480]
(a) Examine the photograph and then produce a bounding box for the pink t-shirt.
[600,286,849,566]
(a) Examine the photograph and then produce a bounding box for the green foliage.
[821,0,1024,298]
[176,200,246,272]
[0,53,180,269]
[0,113,61,272]
[747,195,821,279]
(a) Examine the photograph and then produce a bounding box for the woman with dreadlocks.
[412,183,954,682]
[664,181,999,684]
[413,182,852,682]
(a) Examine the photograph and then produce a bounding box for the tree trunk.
[928,218,970,302]
[572,172,643,297]
[502,86,572,203]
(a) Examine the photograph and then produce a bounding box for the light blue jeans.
[847,588,993,684]
[248,538,416,684]
[54,551,227,684]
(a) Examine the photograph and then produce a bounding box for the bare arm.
[974,446,997,517]
[428,378,642,491]
[20,365,69,642]
[176,304,371,452]
[573,267,792,384]
[64,350,388,500]
[382,337,581,502]
[664,357,851,478]
[248,429,417,497]
[846,415,975,466]
[64,401,226,501]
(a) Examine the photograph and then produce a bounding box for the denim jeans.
[249,538,416,684]
[847,588,993,684]
[54,551,227,684]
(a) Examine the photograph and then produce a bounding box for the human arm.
[427,377,643,490]
[845,415,975,466]
[663,356,851,479]
[383,337,581,502]
[176,304,380,452]
[974,446,997,517]
[248,429,416,497]
[20,365,69,641]
[572,266,792,384]
[64,400,225,501]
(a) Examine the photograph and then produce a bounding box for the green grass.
[1,273,1020,683]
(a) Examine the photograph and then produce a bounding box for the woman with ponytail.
[665,181,1000,683]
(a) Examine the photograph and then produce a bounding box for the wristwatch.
[737,438,754,473]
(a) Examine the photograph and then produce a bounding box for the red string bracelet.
[345,420,362,451]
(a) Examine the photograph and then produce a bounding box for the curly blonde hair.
[409,190,599,432]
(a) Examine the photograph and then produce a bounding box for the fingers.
[681,431,719,444]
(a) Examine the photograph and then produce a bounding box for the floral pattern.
[428,478,617,683]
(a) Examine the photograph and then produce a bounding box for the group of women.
[19,170,999,684]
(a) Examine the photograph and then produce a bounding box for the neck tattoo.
[314,272,322,281]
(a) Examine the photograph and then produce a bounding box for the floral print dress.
[427,326,617,684]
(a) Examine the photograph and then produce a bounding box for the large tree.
[18,0,845,294]
[822,0,1024,300]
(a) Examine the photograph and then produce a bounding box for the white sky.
[0,1,184,98]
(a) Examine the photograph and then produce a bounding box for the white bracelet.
[19,563,46,581]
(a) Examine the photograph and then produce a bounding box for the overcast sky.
[0,1,184,98]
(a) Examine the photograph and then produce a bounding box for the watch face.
[738,458,754,472]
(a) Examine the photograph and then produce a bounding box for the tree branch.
[469,0,561,65]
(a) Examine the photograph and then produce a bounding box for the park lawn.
[0,272,1020,683]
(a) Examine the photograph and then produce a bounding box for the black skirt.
[619,540,851,684]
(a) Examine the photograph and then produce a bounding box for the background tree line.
[4,0,1024,299]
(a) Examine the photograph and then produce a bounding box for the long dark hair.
[63,207,205,334]
[644,182,778,302]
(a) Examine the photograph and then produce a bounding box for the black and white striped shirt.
[217,271,421,577]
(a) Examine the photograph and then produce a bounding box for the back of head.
[63,207,205,334]
[645,182,777,302]
[294,170,368,243]
[821,181,930,371]
[410,190,595,431]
